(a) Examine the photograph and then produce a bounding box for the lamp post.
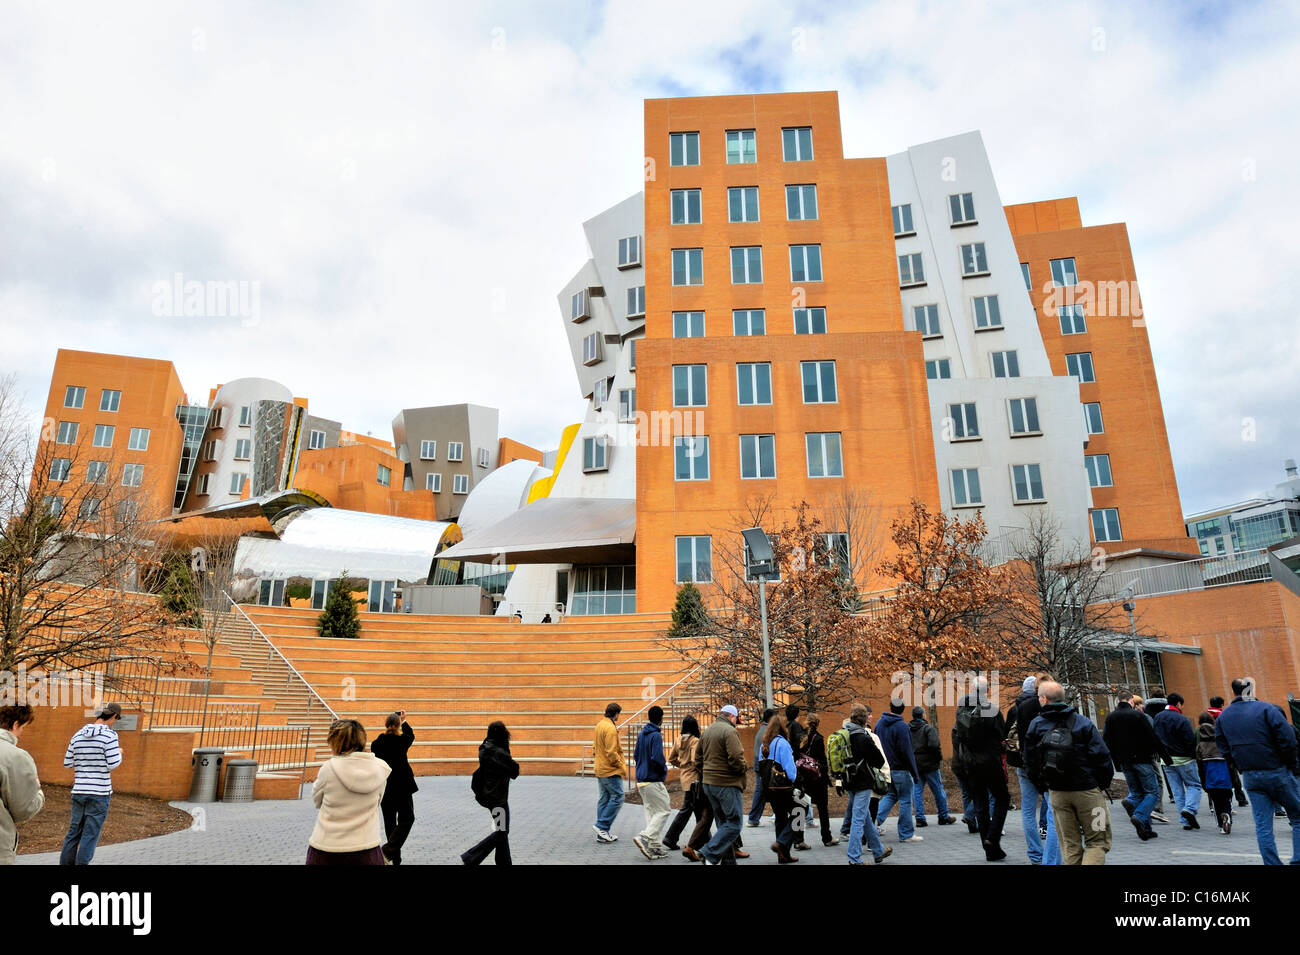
[742,527,777,710]
[1122,586,1148,700]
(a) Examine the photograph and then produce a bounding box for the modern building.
[1185,460,1300,561]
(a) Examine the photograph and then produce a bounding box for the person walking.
[307,718,391,865]
[838,703,891,865]
[1024,681,1114,866]
[694,704,749,864]
[1,705,44,866]
[746,707,775,827]
[758,710,801,863]
[1207,695,1249,808]
[1214,678,1300,865]
[593,702,625,843]
[1007,676,1050,860]
[1196,711,1235,834]
[909,706,953,829]
[371,710,417,864]
[1103,691,1167,842]
[953,679,1008,861]
[663,716,702,851]
[60,702,123,866]
[633,705,671,860]
[463,721,519,865]
[785,703,806,760]
[1154,692,1203,830]
[798,713,836,847]
[873,699,922,844]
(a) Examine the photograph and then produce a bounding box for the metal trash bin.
[189,748,225,803]
[223,759,259,803]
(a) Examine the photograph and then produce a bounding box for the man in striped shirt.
[60,702,123,865]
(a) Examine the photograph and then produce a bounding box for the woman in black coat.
[370,710,417,864]
[799,713,836,847]
[462,721,519,865]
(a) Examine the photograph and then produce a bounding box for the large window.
[676,536,712,583]
[1050,257,1079,286]
[1086,454,1113,488]
[972,295,1002,329]
[913,304,941,337]
[725,129,757,164]
[733,309,765,336]
[960,242,989,276]
[672,248,703,286]
[794,307,826,334]
[426,472,442,492]
[671,188,702,225]
[899,252,924,286]
[731,246,763,284]
[453,474,469,494]
[1066,352,1096,383]
[926,358,951,380]
[806,433,844,478]
[674,436,710,481]
[50,458,72,482]
[1059,304,1087,335]
[991,350,1020,378]
[728,186,759,223]
[736,363,772,405]
[673,310,705,338]
[1091,508,1122,542]
[789,244,822,282]
[618,236,641,268]
[100,389,121,412]
[1084,402,1104,434]
[740,434,776,479]
[673,364,708,406]
[420,440,437,460]
[669,131,699,166]
[782,126,813,161]
[892,204,914,236]
[1008,397,1041,435]
[801,360,838,403]
[949,192,977,225]
[121,464,145,487]
[951,468,982,506]
[1011,463,1045,503]
[948,402,979,440]
[64,385,85,409]
[627,285,645,318]
[570,565,636,615]
[87,461,108,484]
[583,436,608,472]
[785,184,817,220]
[447,442,464,461]
[56,421,78,444]
[93,424,114,448]
[234,438,251,460]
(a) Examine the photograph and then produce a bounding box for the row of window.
[668,127,813,167]
[924,350,1098,384]
[947,397,1104,440]
[63,387,121,412]
[422,472,470,494]
[674,527,847,585]
[55,423,150,450]
[669,184,820,225]
[45,495,139,523]
[417,440,467,463]
[669,361,838,407]
[190,472,246,496]
[50,459,146,487]
[891,194,980,236]
[668,244,824,286]
[669,307,831,338]
[898,241,991,288]
[583,432,846,481]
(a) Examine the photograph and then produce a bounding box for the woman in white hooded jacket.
[307,719,392,865]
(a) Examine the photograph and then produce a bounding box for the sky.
[1,0,1297,515]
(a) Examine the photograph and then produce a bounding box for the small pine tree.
[159,555,202,628]
[318,572,362,639]
[667,583,708,640]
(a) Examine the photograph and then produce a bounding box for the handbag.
[760,740,795,792]
[795,753,822,782]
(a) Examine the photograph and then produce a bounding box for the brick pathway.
[18,778,1267,865]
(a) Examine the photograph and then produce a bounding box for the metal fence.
[148,676,213,728]
[196,702,311,793]
[1094,550,1273,602]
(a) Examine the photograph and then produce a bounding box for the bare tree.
[818,486,888,612]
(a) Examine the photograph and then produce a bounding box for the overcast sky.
[2,1,1296,514]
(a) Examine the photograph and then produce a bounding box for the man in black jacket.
[1025,682,1114,865]
[372,711,417,864]
[1154,692,1203,830]
[843,704,890,865]
[953,677,1009,861]
[1006,675,1050,862]
[909,707,953,828]
[1102,691,1167,841]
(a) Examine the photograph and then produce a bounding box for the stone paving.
[19,777,1270,865]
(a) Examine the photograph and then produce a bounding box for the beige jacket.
[1,728,45,865]
[669,734,700,789]
[309,752,391,853]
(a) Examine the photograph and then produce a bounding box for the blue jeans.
[1240,768,1300,865]
[1018,769,1049,863]
[914,769,950,821]
[595,775,624,833]
[1042,799,1061,865]
[701,784,743,864]
[1166,762,1203,817]
[847,787,887,863]
[60,794,111,866]
[875,773,916,840]
[1122,762,1161,827]
[747,770,766,824]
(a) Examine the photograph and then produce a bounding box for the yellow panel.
[525,423,580,503]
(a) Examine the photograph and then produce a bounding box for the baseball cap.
[97,702,123,720]
[720,704,739,718]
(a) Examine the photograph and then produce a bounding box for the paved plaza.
[18,777,1272,865]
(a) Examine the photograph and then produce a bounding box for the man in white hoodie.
[60,702,122,866]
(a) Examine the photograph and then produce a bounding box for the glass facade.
[174,404,210,510]
[570,565,636,615]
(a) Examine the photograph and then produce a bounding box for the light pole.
[1122,586,1148,700]
[742,527,777,710]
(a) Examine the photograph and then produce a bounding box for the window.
[377,464,392,486]
[824,533,850,574]
[50,458,71,482]
[1058,304,1087,335]
[56,421,79,444]
[618,389,636,422]
[628,338,637,371]
[790,245,822,282]
[1066,352,1096,383]
[728,186,759,223]
[951,468,982,506]
[948,402,979,440]
[926,358,952,380]
[1086,454,1113,488]
[671,248,703,286]
[478,447,490,468]
[593,377,609,410]
[1020,263,1032,290]
[913,304,941,338]
[1011,463,1045,503]
[674,436,710,480]
[676,536,712,583]
[740,434,776,479]
[420,440,437,460]
[732,309,765,336]
[209,407,225,429]
[1091,508,1122,542]
[731,246,763,284]
[79,498,101,521]
[991,350,1020,378]
[233,438,251,460]
[1083,402,1104,434]
[794,307,826,334]
[64,385,85,409]
[447,442,464,462]
[736,363,771,405]
[583,436,609,472]
[618,236,641,268]
[725,129,756,164]
[785,184,817,220]
[1008,397,1041,435]
[238,405,251,427]
[117,500,139,523]
[46,496,64,516]
[453,474,469,494]
[673,311,705,338]
[671,188,702,225]
[627,286,645,318]
[949,192,977,225]
[571,289,590,322]
[93,424,114,448]
[806,433,844,478]
[569,564,637,615]
[1050,257,1079,287]
[87,461,108,484]
[899,252,924,286]
[230,472,247,495]
[892,204,914,236]
[782,126,813,161]
[196,473,211,495]
[308,429,326,450]
[426,472,442,492]
[669,131,699,166]
[960,242,989,276]
[801,361,837,403]
[100,389,121,412]
[673,365,708,407]
[582,332,603,365]
[973,295,1002,329]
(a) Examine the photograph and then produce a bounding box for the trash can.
[189,748,225,803]
[223,759,259,803]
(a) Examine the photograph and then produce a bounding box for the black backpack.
[1040,718,1077,788]
[470,767,490,808]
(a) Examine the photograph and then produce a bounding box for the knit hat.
[1022,676,1037,692]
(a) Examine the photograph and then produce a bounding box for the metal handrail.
[220,591,338,721]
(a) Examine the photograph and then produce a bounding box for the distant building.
[1185,460,1300,559]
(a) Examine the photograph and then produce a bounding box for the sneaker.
[823,836,841,846]
[901,834,924,843]
[1180,810,1200,830]
[875,824,886,835]
[595,829,617,844]
[651,848,671,860]
[873,846,892,863]
[937,816,957,826]
[914,817,928,828]
[633,836,654,860]
[1220,813,1232,835]
[1150,810,1169,824]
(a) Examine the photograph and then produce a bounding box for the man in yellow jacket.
[594,702,625,843]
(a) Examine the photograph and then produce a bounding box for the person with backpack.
[370,710,417,865]
[953,678,1008,861]
[834,704,891,865]
[873,699,922,843]
[909,706,954,829]
[1024,681,1114,865]
[1102,690,1167,842]
[633,705,671,860]
[1154,692,1203,830]
[758,710,801,863]
[1006,675,1050,860]
[747,707,776,827]
[462,721,519,865]
[663,716,703,851]
[798,713,836,847]
[1196,711,1235,834]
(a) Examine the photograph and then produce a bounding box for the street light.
[742,527,778,710]
[1122,585,1149,700]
